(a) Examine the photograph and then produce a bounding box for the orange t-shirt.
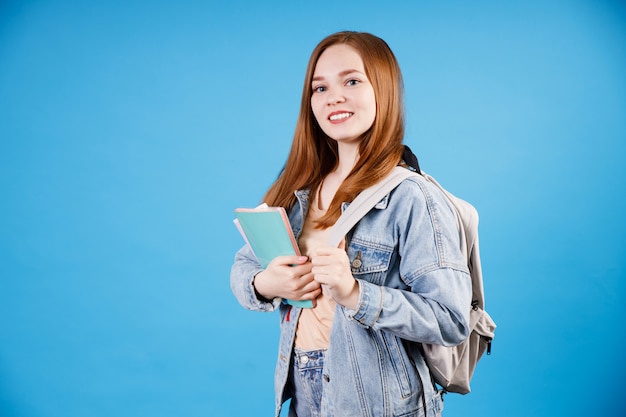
[294,192,336,350]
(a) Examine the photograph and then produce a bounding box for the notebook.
[234,204,314,308]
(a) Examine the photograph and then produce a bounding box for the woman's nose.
[327,90,345,105]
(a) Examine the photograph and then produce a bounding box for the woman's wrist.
[340,279,360,310]
[252,271,274,302]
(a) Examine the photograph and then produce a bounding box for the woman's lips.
[328,111,354,123]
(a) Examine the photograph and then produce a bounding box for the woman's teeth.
[329,112,353,121]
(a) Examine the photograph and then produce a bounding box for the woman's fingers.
[269,254,309,268]
[310,247,351,278]
[253,255,315,301]
[309,245,359,308]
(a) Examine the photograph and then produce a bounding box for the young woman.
[231,31,472,417]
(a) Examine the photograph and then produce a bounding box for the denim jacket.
[230,174,472,417]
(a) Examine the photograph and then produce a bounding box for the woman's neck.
[317,142,359,210]
[333,142,359,179]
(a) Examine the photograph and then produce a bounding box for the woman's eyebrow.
[312,69,364,82]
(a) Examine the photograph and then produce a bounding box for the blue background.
[1,1,624,416]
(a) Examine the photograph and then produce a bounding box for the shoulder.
[391,173,448,205]
[387,173,456,221]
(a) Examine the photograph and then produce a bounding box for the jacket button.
[323,374,330,382]
[351,259,362,268]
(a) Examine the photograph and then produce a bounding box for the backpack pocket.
[421,308,496,394]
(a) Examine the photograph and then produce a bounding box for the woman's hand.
[253,255,321,302]
[310,242,359,309]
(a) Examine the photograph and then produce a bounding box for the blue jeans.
[288,348,326,417]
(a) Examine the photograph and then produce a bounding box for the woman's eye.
[313,85,326,93]
[346,79,360,86]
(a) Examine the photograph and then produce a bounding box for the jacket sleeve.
[344,179,472,346]
[230,243,282,312]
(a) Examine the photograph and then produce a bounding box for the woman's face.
[310,44,376,145]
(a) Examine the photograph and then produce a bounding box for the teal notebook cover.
[234,207,313,308]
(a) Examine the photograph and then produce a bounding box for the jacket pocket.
[347,237,393,285]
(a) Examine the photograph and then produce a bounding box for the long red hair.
[264,31,406,229]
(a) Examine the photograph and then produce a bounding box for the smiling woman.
[1,1,624,416]
[230,31,472,417]
[310,45,377,147]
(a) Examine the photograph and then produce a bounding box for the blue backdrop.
[1,1,624,416]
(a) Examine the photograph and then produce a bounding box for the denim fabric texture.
[231,174,472,417]
[288,348,326,417]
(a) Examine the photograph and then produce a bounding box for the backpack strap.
[327,167,419,247]
[402,144,422,174]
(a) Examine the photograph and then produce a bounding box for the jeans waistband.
[293,348,326,370]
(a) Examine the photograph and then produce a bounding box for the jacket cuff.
[346,279,383,327]
[247,272,282,311]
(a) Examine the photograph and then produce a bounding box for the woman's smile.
[328,111,354,123]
